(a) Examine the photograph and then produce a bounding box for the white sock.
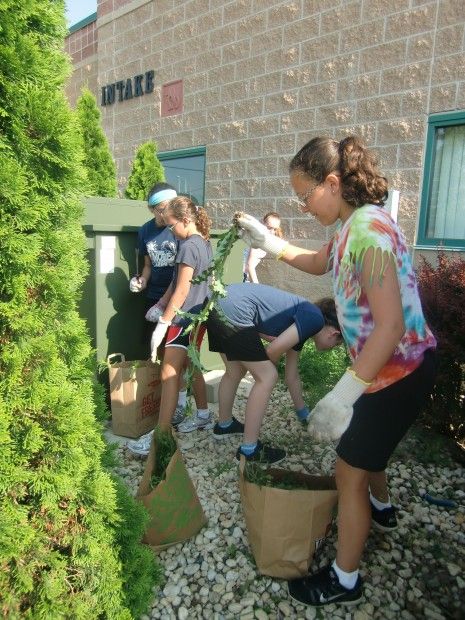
[369,491,391,511]
[177,390,187,407]
[196,408,210,419]
[332,560,359,590]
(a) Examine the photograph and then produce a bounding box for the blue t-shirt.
[138,219,178,301]
[217,283,324,350]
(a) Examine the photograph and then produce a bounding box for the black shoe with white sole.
[371,503,398,531]
[235,440,286,465]
[213,416,244,439]
[288,565,363,607]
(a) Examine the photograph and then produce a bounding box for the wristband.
[159,317,171,325]
[347,368,371,387]
[276,243,289,261]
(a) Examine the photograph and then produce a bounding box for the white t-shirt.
[243,247,267,282]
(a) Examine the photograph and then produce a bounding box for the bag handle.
[107,353,125,365]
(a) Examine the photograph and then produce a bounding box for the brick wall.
[66,0,465,296]
[65,17,98,106]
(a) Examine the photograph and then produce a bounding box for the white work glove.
[150,318,170,363]
[145,302,165,323]
[236,213,288,257]
[129,276,147,293]
[307,370,370,442]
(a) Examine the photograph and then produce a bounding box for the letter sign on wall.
[161,79,183,117]
[101,70,155,106]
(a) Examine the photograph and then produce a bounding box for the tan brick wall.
[65,0,465,297]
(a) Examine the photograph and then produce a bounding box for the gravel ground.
[109,377,465,620]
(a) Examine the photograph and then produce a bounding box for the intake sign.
[101,70,154,106]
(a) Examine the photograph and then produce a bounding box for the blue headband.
[148,188,177,207]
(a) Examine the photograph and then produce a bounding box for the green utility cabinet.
[80,196,245,372]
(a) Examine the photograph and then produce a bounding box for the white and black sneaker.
[126,431,153,457]
[288,564,363,607]
[176,411,214,433]
[213,416,244,439]
[371,503,398,532]
[171,405,186,427]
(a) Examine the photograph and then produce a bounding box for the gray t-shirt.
[171,234,213,325]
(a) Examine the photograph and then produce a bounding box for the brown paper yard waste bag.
[107,353,161,438]
[239,458,338,579]
[137,428,207,550]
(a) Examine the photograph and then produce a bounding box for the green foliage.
[0,2,159,617]
[75,88,117,197]
[112,476,162,618]
[416,252,465,442]
[124,141,165,200]
[295,340,350,407]
[150,427,176,489]
[244,463,313,490]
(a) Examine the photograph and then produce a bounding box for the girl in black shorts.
[237,136,437,607]
[206,283,342,465]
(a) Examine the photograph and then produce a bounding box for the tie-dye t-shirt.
[328,205,436,393]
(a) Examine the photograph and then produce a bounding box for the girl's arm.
[161,263,194,323]
[280,243,330,275]
[156,282,174,309]
[140,255,152,283]
[284,349,305,410]
[351,248,405,383]
[245,248,261,283]
[265,324,300,363]
[236,214,330,275]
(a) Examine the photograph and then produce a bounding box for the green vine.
[176,222,240,415]
[149,426,177,489]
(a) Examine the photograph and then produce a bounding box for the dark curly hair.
[289,136,388,209]
[314,297,340,331]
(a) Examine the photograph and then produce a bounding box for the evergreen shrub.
[0,2,159,616]
[125,141,165,200]
[75,87,117,197]
[416,252,465,442]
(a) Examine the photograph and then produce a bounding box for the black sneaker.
[371,503,398,532]
[213,416,245,440]
[235,440,286,465]
[288,564,363,607]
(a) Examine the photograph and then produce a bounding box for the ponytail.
[290,136,388,209]
[166,196,212,239]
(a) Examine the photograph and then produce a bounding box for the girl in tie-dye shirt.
[329,204,436,393]
[236,136,437,608]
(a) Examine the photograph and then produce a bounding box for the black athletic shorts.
[336,348,437,472]
[206,308,268,362]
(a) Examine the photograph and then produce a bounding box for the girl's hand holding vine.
[236,213,288,257]
[307,370,370,441]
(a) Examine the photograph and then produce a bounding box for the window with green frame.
[418,110,465,249]
[158,146,206,206]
